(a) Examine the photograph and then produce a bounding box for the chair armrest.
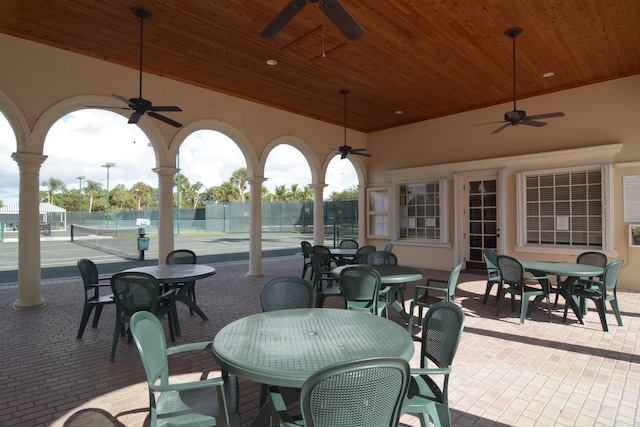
[411,366,452,376]
[425,278,447,286]
[577,278,602,287]
[150,377,224,393]
[412,284,448,300]
[166,341,211,356]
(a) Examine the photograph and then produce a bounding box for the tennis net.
[70,224,143,260]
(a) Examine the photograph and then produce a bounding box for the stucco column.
[12,151,47,308]
[154,166,178,265]
[246,177,266,277]
[311,183,327,245]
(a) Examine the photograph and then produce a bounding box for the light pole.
[76,175,85,221]
[101,163,115,219]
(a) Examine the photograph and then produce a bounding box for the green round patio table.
[212,308,414,389]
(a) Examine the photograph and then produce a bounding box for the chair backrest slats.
[339,266,382,314]
[602,259,623,290]
[261,277,315,311]
[354,245,376,264]
[300,357,410,427]
[421,301,465,370]
[367,251,398,266]
[166,249,196,265]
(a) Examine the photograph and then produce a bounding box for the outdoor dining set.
[74,240,623,427]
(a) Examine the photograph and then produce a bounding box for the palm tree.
[84,180,103,212]
[230,167,248,202]
[213,181,238,203]
[273,185,288,201]
[41,177,65,204]
[191,181,203,208]
[131,181,153,210]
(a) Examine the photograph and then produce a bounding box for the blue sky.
[0,110,357,204]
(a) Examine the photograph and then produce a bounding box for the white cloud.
[0,110,358,204]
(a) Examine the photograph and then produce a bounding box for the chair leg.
[519,294,528,325]
[496,289,504,316]
[77,304,94,339]
[482,281,491,305]
[594,299,609,332]
[91,304,104,328]
[610,299,623,326]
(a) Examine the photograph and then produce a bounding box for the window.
[367,188,389,238]
[399,180,445,242]
[520,166,604,248]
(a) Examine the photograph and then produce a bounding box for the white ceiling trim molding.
[384,143,623,182]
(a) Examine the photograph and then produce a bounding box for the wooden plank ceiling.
[1,0,639,133]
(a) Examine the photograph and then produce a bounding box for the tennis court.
[0,230,314,283]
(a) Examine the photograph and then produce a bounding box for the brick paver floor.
[1,256,638,426]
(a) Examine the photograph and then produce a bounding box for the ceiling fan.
[485,27,565,134]
[88,7,183,128]
[260,0,365,41]
[336,89,370,159]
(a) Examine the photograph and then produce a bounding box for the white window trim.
[393,178,449,246]
[516,163,614,253]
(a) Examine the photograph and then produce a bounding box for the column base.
[13,298,46,309]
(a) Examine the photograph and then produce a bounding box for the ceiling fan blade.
[526,112,565,120]
[149,105,182,112]
[491,123,511,134]
[520,120,547,128]
[320,0,365,41]
[350,151,371,157]
[128,111,143,124]
[470,120,505,127]
[112,94,138,109]
[148,111,183,128]
[260,0,307,39]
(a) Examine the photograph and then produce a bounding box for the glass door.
[466,176,499,270]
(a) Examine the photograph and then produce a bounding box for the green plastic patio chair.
[261,277,315,312]
[408,263,463,335]
[270,357,410,427]
[339,238,359,249]
[76,258,114,339]
[259,276,316,406]
[301,241,314,279]
[481,249,500,305]
[496,255,552,324]
[353,245,376,264]
[566,259,623,331]
[166,249,197,316]
[367,250,398,266]
[110,272,179,361]
[402,301,465,427]
[339,265,386,316]
[310,253,341,307]
[129,311,240,427]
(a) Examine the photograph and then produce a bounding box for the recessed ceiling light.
[266,59,277,66]
[395,110,404,115]
[543,72,555,78]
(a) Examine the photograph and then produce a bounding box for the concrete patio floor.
[1,255,638,426]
